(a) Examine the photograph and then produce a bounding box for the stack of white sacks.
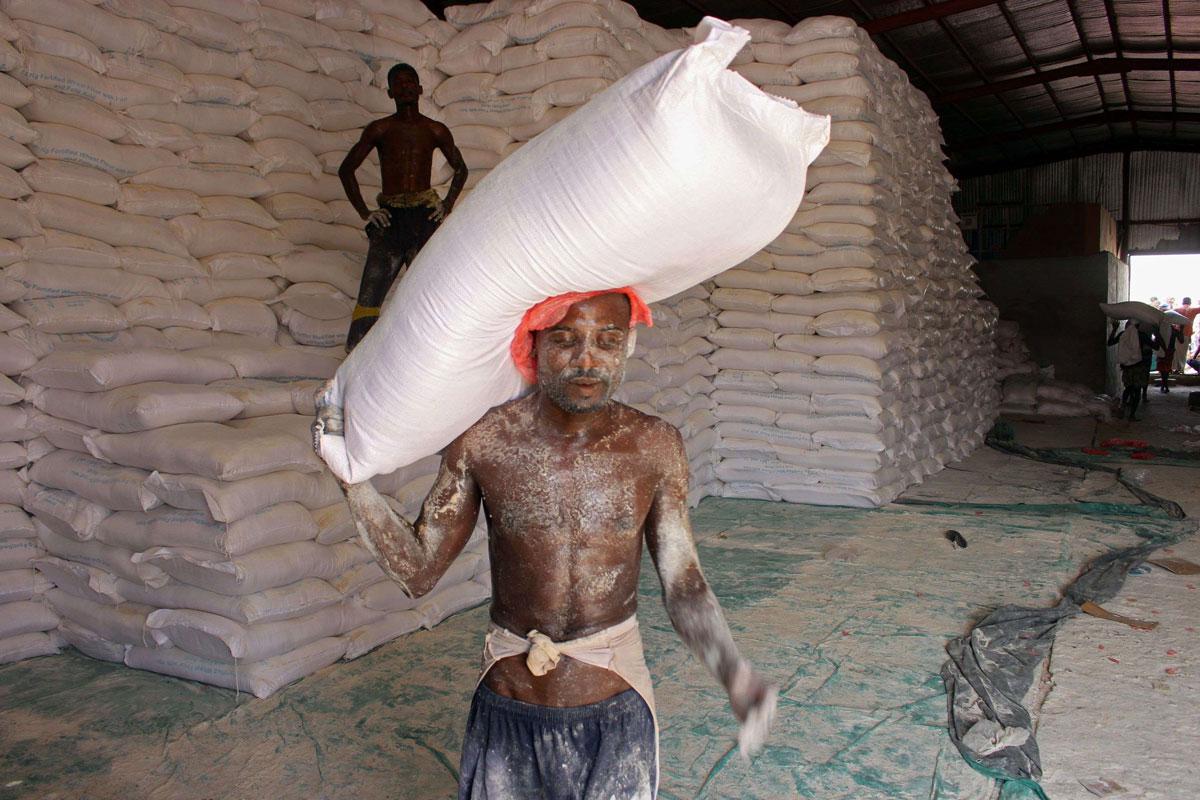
[994,321,1110,419]
[998,373,1110,419]
[705,16,998,507]
[431,0,677,184]
[0,1,998,686]
[995,320,1036,381]
[1,240,59,664]
[0,0,491,693]
[611,285,721,509]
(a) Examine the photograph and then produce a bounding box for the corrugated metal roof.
[955,150,1200,254]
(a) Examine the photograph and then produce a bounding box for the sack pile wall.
[705,16,998,507]
[0,1,997,681]
[0,0,492,690]
[0,268,59,664]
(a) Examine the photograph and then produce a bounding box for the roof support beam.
[951,110,1200,150]
[950,139,1200,178]
[862,0,1002,34]
[1127,217,1200,226]
[995,0,1083,151]
[935,57,1200,104]
[921,0,1041,155]
[1102,0,1138,138]
[1064,0,1119,141]
[1164,0,1177,137]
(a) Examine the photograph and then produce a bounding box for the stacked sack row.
[0,266,59,664]
[430,0,681,185]
[0,0,1003,685]
[612,285,720,509]
[703,16,998,507]
[998,372,1111,419]
[995,320,1038,381]
[995,322,1110,419]
[0,0,491,688]
[0,0,459,355]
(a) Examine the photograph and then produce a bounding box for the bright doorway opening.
[1129,253,1199,308]
[1130,253,1199,375]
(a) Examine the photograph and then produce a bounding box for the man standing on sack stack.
[339,63,469,351]
[314,290,777,799]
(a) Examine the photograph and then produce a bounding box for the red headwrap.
[510,287,653,383]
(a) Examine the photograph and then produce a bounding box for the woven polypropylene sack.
[318,18,830,483]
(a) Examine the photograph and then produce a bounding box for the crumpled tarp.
[941,543,1165,799]
[940,426,1191,798]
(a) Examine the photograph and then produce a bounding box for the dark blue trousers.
[458,683,656,800]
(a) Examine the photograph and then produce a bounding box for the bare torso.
[327,292,775,751]
[462,395,673,706]
[372,114,443,195]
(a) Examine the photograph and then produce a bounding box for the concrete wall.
[975,253,1129,394]
[1000,203,1118,260]
[1107,254,1130,394]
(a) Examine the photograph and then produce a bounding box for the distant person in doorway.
[1173,297,1200,374]
[1109,319,1161,420]
[339,63,469,352]
[1158,323,1183,393]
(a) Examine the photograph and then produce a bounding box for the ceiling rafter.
[922,0,1044,157]
[951,110,1200,150]
[934,57,1200,104]
[861,0,1002,34]
[1062,0,1119,142]
[995,0,1083,152]
[951,137,1200,177]
[1164,0,1176,138]
[1100,0,1138,139]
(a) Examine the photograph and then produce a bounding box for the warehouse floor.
[2,395,1198,800]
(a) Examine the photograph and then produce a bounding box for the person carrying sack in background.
[1109,319,1160,421]
[1158,323,1183,393]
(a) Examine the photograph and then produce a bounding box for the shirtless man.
[339,63,469,351]
[317,291,775,798]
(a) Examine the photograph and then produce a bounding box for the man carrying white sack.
[315,288,776,799]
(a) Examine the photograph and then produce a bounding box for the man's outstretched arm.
[315,401,481,597]
[643,426,777,756]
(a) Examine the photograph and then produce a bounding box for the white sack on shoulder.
[320,18,830,483]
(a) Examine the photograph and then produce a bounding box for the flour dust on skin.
[319,292,776,761]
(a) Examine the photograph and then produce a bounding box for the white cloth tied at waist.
[477,614,660,795]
